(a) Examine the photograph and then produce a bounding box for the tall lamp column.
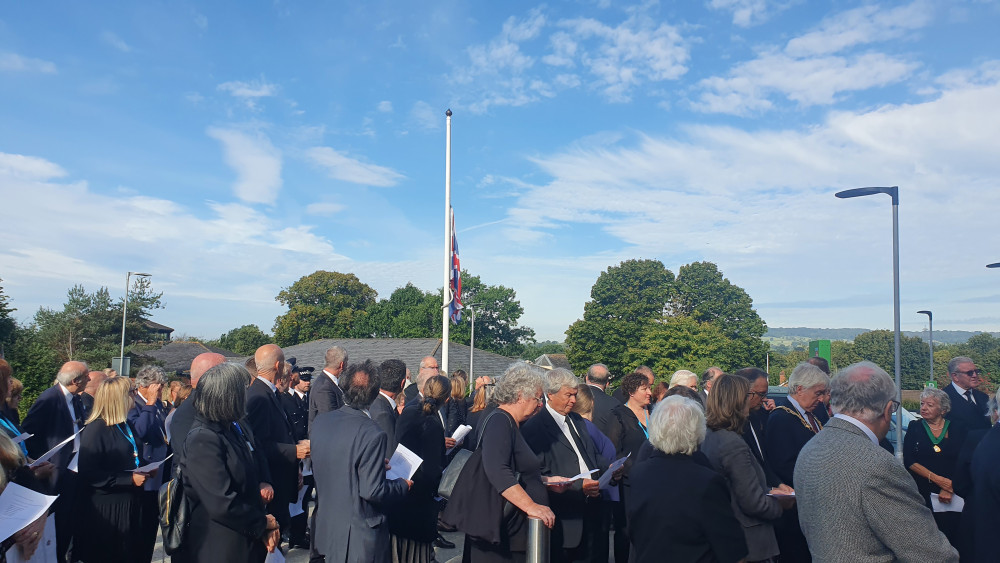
[918,310,933,386]
[119,271,151,376]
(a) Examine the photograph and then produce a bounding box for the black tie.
[965,390,976,405]
[71,395,85,426]
[565,416,593,470]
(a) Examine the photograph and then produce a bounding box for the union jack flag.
[449,208,462,324]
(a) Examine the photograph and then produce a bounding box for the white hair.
[669,370,698,388]
[788,362,829,395]
[830,361,896,423]
[544,368,580,395]
[648,396,706,456]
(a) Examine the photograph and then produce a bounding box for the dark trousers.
[556,500,606,563]
[137,490,160,562]
[775,508,811,563]
[54,471,77,562]
[290,477,314,544]
[611,501,628,563]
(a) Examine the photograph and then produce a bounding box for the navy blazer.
[22,385,78,468]
[312,406,408,563]
[245,379,297,504]
[522,407,602,550]
[308,372,344,432]
[944,383,990,431]
[587,384,622,437]
[278,390,309,442]
[763,396,819,487]
[369,393,399,458]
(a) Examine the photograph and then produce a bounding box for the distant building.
[141,341,236,374]
[143,320,174,343]
[534,353,572,371]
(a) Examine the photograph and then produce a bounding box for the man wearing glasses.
[943,356,991,430]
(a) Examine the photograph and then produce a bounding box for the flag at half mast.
[449,207,462,324]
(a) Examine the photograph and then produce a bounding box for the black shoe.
[433,534,456,549]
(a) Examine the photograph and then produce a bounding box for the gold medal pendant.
[933,445,942,453]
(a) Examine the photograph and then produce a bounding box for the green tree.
[670,261,768,368]
[3,325,60,418]
[851,330,929,390]
[625,316,732,377]
[448,272,535,357]
[521,341,566,360]
[0,277,15,346]
[273,271,377,346]
[565,259,675,376]
[353,283,440,339]
[218,324,272,356]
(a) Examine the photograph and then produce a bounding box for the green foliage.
[447,272,535,357]
[851,330,930,390]
[0,277,15,345]
[217,324,272,356]
[273,271,378,346]
[521,340,566,360]
[625,316,730,377]
[950,334,1000,392]
[353,283,440,339]
[3,325,61,419]
[565,259,674,376]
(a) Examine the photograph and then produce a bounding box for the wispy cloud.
[707,0,792,27]
[305,146,405,187]
[0,52,57,73]
[101,31,132,53]
[410,101,441,131]
[217,78,279,110]
[0,153,67,181]
[695,1,931,114]
[377,101,393,113]
[206,127,283,204]
[305,202,346,215]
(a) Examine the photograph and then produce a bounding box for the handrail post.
[527,517,549,563]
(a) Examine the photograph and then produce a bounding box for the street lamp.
[467,302,483,393]
[918,310,933,386]
[836,186,902,456]
[118,271,151,376]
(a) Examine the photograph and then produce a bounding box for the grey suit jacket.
[308,371,344,433]
[312,406,408,563]
[794,417,958,563]
[701,428,781,561]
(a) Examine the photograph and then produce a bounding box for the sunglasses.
[954,369,983,377]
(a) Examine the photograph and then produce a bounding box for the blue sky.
[2,0,1000,345]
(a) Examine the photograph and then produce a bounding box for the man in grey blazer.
[795,361,958,562]
[312,359,412,563]
[309,345,347,431]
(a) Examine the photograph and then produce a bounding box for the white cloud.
[206,127,283,204]
[305,202,346,215]
[0,52,56,73]
[377,101,393,113]
[0,153,67,180]
[194,13,208,30]
[217,79,278,98]
[708,0,787,27]
[101,31,132,53]
[695,2,930,115]
[410,101,441,131]
[305,146,405,187]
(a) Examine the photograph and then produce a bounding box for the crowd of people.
[0,347,998,562]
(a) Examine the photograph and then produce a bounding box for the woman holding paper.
[904,387,966,552]
[74,376,152,563]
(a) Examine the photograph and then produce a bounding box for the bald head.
[84,371,107,398]
[255,344,284,383]
[190,352,226,388]
[56,361,90,393]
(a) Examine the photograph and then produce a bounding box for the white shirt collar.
[951,381,971,396]
[290,388,305,399]
[323,369,340,386]
[379,390,397,409]
[833,413,879,445]
[58,383,73,399]
[256,376,276,392]
[545,403,590,474]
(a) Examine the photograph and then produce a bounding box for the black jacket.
[587,384,622,437]
[245,379,297,504]
[278,390,309,442]
[944,383,991,431]
[308,372,344,432]
[763,396,819,487]
[369,393,399,458]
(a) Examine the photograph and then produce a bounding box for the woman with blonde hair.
[391,375,452,562]
[75,377,155,563]
[445,371,469,437]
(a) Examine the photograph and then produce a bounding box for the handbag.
[437,448,472,500]
[440,410,522,545]
[158,465,190,555]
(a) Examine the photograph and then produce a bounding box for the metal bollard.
[526,517,550,563]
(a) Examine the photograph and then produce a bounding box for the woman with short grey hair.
[177,363,279,562]
[626,396,748,563]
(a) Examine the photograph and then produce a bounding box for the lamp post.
[988,263,1000,268]
[467,302,483,392]
[835,186,902,456]
[118,271,151,376]
[918,310,933,386]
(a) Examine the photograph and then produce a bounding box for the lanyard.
[0,417,27,457]
[636,415,649,439]
[116,423,140,467]
[233,422,254,452]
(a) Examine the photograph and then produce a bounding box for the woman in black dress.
[75,376,153,563]
[392,375,451,563]
[904,387,966,551]
[178,363,279,563]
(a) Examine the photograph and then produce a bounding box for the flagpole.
[442,109,452,375]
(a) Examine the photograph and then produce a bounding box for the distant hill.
[765,327,1000,345]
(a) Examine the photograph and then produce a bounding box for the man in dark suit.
[247,344,309,538]
[308,345,347,431]
[312,360,411,563]
[585,363,621,437]
[22,361,90,562]
[402,355,439,406]
[970,396,1000,561]
[371,359,406,456]
[943,356,990,430]
[797,361,958,562]
[699,366,723,403]
[523,368,603,563]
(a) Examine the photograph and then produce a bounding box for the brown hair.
[422,375,451,416]
[705,374,750,433]
[572,384,595,416]
[470,382,494,414]
[5,378,22,410]
[652,381,669,403]
[450,373,468,401]
[0,360,10,403]
[173,383,193,409]
[621,372,649,399]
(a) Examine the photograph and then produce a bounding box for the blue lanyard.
[233,422,254,452]
[636,413,649,439]
[0,416,27,457]
[116,423,140,467]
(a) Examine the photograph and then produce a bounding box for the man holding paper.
[522,368,603,563]
[311,360,411,563]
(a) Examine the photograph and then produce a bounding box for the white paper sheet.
[28,430,81,468]
[385,443,422,481]
[0,483,59,545]
[4,514,56,563]
[597,453,631,489]
[288,485,309,518]
[767,492,796,498]
[11,433,31,445]
[66,451,79,473]
[548,469,598,486]
[930,493,964,512]
[446,425,473,454]
[132,453,173,474]
[264,547,286,563]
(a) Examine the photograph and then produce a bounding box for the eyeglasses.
[747,391,767,398]
[953,369,983,377]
